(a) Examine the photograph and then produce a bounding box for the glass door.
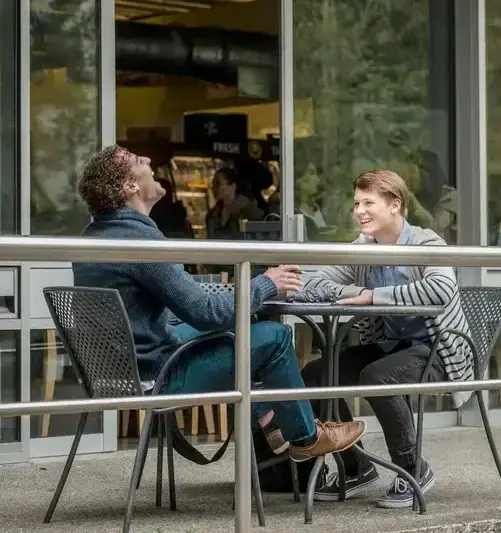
[281,0,458,427]
[286,0,456,245]
[28,0,117,457]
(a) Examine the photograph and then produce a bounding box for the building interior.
[114,0,282,446]
[115,0,283,240]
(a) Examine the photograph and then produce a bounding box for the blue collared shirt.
[366,221,429,351]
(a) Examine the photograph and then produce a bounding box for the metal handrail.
[2,235,501,266]
[0,379,500,418]
[0,392,242,417]
[2,237,501,532]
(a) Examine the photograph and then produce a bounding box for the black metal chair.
[412,286,501,508]
[42,286,269,533]
[241,219,282,278]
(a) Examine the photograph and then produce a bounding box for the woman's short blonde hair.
[353,169,409,215]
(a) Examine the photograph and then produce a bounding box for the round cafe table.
[261,301,446,523]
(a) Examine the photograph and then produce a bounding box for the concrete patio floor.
[1,427,501,532]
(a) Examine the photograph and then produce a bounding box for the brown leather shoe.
[289,420,366,463]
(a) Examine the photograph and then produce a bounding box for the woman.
[149,178,194,240]
[206,167,265,240]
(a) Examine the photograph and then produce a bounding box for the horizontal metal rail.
[2,235,501,267]
[0,379,500,419]
[0,392,242,418]
[251,379,501,402]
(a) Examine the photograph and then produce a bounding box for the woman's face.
[212,171,236,204]
[297,162,320,202]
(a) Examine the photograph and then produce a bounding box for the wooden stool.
[188,405,228,441]
[41,330,58,438]
[119,410,185,438]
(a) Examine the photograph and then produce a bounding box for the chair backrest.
[459,286,501,377]
[43,287,143,399]
[241,220,282,242]
[199,282,234,295]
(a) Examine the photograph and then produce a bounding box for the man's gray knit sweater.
[72,207,277,381]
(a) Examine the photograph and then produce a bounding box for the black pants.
[301,342,445,476]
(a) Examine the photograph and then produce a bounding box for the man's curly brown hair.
[78,145,134,214]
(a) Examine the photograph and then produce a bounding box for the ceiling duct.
[31,12,278,87]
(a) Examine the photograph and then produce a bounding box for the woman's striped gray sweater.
[303,225,473,408]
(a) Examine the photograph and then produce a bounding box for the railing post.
[234,261,252,533]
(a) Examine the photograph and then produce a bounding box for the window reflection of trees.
[487,1,501,246]
[293,0,456,243]
[30,0,99,235]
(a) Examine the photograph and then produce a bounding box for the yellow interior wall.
[117,82,281,140]
[116,81,313,141]
[145,0,278,35]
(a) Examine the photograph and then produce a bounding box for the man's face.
[123,150,165,205]
[212,171,236,204]
[353,187,400,237]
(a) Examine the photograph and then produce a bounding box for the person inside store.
[206,166,265,240]
[72,145,366,466]
[296,169,471,509]
[149,176,194,240]
[234,156,274,216]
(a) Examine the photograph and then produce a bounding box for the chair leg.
[251,439,265,527]
[290,458,301,503]
[123,410,155,533]
[304,456,325,524]
[476,390,501,478]
[333,452,346,501]
[156,414,164,508]
[43,412,88,523]
[136,415,153,490]
[412,394,425,512]
[165,414,177,511]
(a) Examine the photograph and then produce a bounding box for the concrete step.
[393,519,501,533]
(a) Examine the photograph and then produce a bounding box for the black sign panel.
[184,113,248,156]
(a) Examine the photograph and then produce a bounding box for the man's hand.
[264,265,303,295]
[337,290,373,305]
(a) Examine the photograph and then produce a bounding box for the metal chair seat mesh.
[460,287,501,378]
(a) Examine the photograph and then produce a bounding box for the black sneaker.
[376,462,436,509]
[314,464,380,502]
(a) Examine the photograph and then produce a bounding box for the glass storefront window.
[293,0,456,244]
[30,0,100,235]
[487,1,501,245]
[486,0,501,408]
[0,0,20,234]
[0,331,20,443]
[30,330,102,438]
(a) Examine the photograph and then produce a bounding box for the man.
[72,145,365,464]
[301,169,472,508]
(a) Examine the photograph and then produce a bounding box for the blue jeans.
[162,321,316,443]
